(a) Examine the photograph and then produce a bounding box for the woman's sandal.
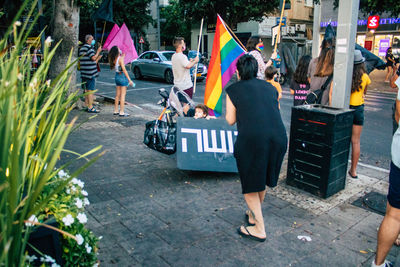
[237,226,266,242]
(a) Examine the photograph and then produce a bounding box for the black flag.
[91,0,114,22]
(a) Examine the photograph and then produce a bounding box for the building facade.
[320,0,400,57]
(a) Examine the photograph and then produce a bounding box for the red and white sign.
[139,36,145,44]
[364,40,373,51]
[367,16,380,29]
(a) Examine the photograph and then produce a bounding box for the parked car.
[131,51,207,84]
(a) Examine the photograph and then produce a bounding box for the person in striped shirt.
[79,34,102,113]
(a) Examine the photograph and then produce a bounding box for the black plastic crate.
[286,105,354,199]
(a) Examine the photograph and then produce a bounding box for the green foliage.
[160,0,192,48]
[0,1,102,266]
[112,0,153,33]
[34,172,99,266]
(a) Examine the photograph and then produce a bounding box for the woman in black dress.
[385,47,396,83]
[226,54,287,242]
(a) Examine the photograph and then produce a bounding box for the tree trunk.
[49,0,80,97]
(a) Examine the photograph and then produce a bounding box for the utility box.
[286,105,354,199]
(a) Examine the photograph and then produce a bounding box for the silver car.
[130,51,207,84]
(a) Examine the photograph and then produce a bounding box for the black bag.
[304,75,333,105]
[144,120,176,155]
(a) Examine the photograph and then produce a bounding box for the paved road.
[91,64,395,170]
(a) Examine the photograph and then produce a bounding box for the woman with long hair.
[225,55,287,242]
[385,47,396,83]
[109,46,134,117]
[348,50,371,179]
[246,36,276,80]
[290,55,312,106]
[307,38,335,105]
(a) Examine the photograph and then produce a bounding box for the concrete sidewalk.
[63,101,399,267]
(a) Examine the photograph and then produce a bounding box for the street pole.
[156,0,160,50]
[312,3,321,58]
[331,0,360,109]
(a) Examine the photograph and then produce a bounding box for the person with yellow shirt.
[348,50,371,179]
[265,66,282,107]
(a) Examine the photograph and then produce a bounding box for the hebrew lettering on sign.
[176,118,238,173]
[180,128,238,154]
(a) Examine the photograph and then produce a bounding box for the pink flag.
[106,23,138,64]
[103,23,120,50]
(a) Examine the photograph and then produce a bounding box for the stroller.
[143,87,195,154]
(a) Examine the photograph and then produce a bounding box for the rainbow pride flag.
[204,15,246,116]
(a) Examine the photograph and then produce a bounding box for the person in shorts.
[348,50,371,179]
[171,37,199,99]
[372,87,400,267]
[79,34,102,113]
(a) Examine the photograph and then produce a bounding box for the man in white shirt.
[372,86,400,267]
[171,37,199,99]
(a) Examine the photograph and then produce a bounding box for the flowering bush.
[27,171,100,266]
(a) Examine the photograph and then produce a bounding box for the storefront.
[320,1,400,59]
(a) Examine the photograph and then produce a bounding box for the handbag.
[144,120,176,155]
[304,74,333,105]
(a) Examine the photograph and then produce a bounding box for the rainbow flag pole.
[203,15,246,117]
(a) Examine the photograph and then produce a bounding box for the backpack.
[304,75,333,105]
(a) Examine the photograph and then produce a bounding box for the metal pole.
[156,0,160,50]
[38,0,45,51]
[312,3,321,58]
[331,0,360,109]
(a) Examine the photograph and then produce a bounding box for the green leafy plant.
[25,171,100,266]
[0,1,102,266]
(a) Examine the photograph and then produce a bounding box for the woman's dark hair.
[351,62,366,93]
[387,47,392,55]
[246,36,261,52]
[108,46,119,69]
[293,55,312,83]
[237,54,258,80]
[315,38,335,77]
[265,66,277,80]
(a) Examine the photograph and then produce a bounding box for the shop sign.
[364,40,372,51]
[367,16,380,29]
[379,39,390,56]
[321,17,400,27]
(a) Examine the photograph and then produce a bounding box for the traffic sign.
[139,36,145,44]
[276,17,286,27]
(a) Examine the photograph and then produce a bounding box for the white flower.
[85,243,92,253]
[51,263,60,267]
[75,198,83,209]
[5,81,9,87]
[45,36,53,45]
[62,214,74,226]
[40,255,55,263]
[14,21,21,26]
[66,188,70,194]
[25,255,37,263]
[92,263,99,267]
[77,213,87,224]
[17,73,23,81]
[58,170,68,178]
[75,234,84,245]
[72,178,84,188]
[71,185,76,192]
[25,215,38,227]
[81,190,88,196]
[83,198,90,206]
[46,80,51,86]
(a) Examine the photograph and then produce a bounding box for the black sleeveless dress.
[226,78,287,194]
